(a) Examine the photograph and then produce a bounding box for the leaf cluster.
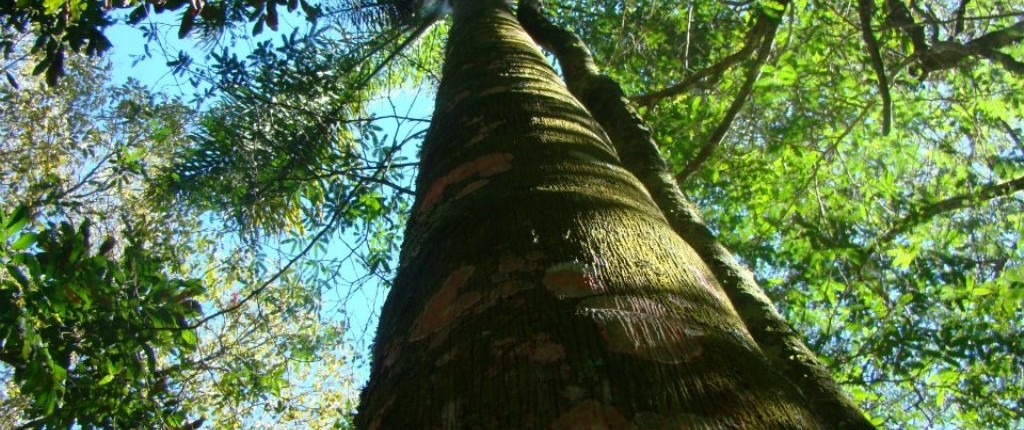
[0,209,205,429]
[0,0,320,86]
[161,23,417,238]
[559,0,1023,427]
[2,39,370,428]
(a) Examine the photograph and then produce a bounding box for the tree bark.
[357,0,823,427]
[516,3,875,429]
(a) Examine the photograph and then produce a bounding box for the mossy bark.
[357,0,822,428]
[517,2,875,428]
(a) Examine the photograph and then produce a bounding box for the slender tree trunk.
[357,0,823,427]
[516,3,875,428]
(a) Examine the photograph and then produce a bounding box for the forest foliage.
[1,0,1023,428]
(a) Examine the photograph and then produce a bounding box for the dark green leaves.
[0,211,206,429]
[0,0,321,84]
[4,206,31,240]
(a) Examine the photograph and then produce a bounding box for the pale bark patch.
[543,262,604,298]
[578,296,705,364]
[490,333,567,365]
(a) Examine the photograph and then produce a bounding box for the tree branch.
[168,160,398,330]
[972,39,1024,74]
[857,0,893,135]
[966,19,1024,50]
[356,13,442,90]
[999,119,1024,152]
[631,7,778,107]
[674,9,781,183]
[885,0,928,55]
[15,418,46,430]
[885,0,1024,77]
[953,0,971,36]
[881,174,1024,242]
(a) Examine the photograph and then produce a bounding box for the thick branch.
[886,0,1024,77]
[881,175,1024,242]
[518,2,875,428]
[967,19,1024,50]
[857,0,893,135]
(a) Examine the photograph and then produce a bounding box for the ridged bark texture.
[517,2,875,428]
[357,0,823,428]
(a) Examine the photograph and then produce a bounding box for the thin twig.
[880,174,1024,243]
[631,9,776,107]
[675,13,782,183]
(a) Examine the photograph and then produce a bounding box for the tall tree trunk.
[357,0,823,427]
[516,2,875,428]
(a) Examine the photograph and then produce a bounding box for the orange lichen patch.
[484,364,501,378]
[543,262,602,298]
[551,400,633,430]
[411,265,476,341]
[490,334,566,365]
[490,338,517,356]
[466,119,507,146]
[424,296,482,350]
[419,153,514,213]
[455,179,490,199]
[463,279,533,317]
[580,296,705,364]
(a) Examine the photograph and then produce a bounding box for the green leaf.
[886,247,916,269]
[97,373,115,386]
[11,233,38,251]
[5,206,30,237]
[252,18,264,36]
[43,0,64,14]
[39,389,55,414]
[180,330,197,346]
[123,148,146,163]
